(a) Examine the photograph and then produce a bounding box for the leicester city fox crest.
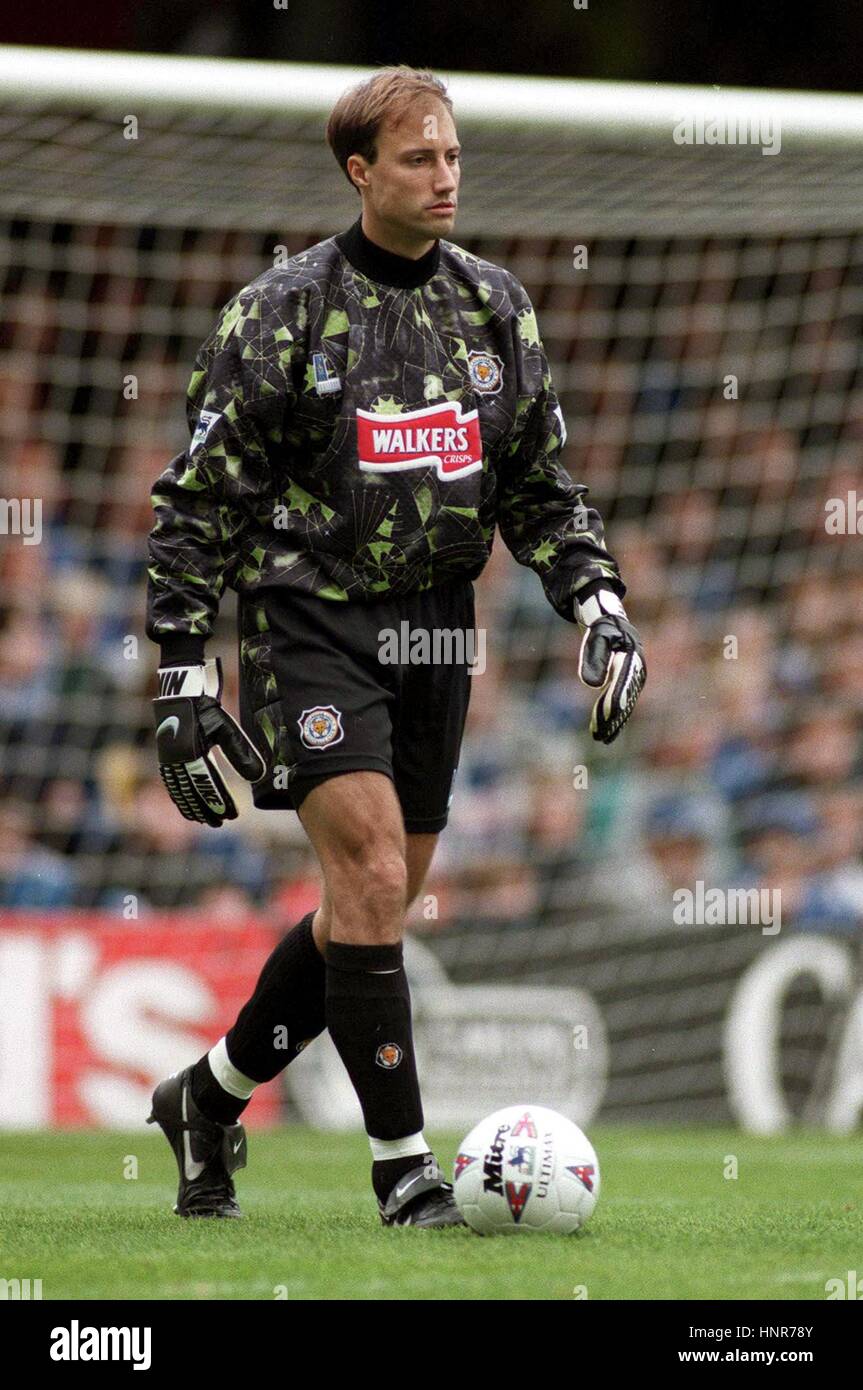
[298,705,344,749]
[375,1042,403,1069]
[467,350,504,394]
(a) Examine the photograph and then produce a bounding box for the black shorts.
[237,578,475,833]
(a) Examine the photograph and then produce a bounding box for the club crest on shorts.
[375,1042,403,1069]
[468,350,504,394]
[297,705,344,750]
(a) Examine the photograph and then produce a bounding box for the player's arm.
[146,288,297,823]
[495,279,645,743]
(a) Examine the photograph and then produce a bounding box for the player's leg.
[149,585,400,1212]
[297,770,460,1225]
[148,582,452,1220]
[189,907,326,1120]
[186,802,437,1139]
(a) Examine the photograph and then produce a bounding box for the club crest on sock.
[375,1042,403,1069]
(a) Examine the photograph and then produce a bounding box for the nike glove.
[154,657,266,827]
[576,588,646,745]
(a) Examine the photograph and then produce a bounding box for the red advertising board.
[0,914,283,1129]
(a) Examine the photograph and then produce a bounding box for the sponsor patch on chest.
[356,400,482,480]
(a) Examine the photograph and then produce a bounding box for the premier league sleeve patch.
[467,350,504,394]
[298,705,345,750]
[190,409,221,453]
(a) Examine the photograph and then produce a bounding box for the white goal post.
[1,46,862,234]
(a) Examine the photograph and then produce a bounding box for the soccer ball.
[452,1104,600,1235]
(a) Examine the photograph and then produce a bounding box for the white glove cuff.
[156,656,221,699]
[575,589,627,628]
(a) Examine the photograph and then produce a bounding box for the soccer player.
[145,65,645,1227]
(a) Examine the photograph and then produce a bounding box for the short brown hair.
[326,65,454,193]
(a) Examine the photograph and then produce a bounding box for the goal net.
[1,48,862,1130]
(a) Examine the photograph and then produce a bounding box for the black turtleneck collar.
[335,215,440,289]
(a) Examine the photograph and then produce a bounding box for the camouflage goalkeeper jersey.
[147,216,625,662]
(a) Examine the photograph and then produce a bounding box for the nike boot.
[147,1066,247,1218]
[378,1160,467,1228]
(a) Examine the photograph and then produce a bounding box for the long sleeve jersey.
[147,215,626,663]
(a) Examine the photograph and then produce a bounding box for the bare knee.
[324,835,408,944]
[300,772,412,946]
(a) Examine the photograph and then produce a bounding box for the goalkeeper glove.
[154,657,266,827]
[575,588,646,744]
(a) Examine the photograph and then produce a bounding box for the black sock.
[191,911,326,1125]
[190,1054,248,1126]
[325,939,424,1145]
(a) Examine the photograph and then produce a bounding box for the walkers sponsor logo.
[377,622,486,673]
[50,1320,151,1370]
[357,400,483,480]
[297,705,344,750]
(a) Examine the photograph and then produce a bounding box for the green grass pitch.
[0,1128,859,1300]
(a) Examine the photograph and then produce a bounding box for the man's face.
[349,98,460,247]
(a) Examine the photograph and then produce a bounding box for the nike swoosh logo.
[182,1082,205,1182]
[395,1173,424,1202]
[157,716,181,740]
[232,1140,243,1154]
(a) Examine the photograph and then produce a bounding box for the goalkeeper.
[145,64,645,1228]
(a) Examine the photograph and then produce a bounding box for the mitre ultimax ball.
[453,1104,600,1235]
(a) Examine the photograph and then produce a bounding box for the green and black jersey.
[146,216,625,663]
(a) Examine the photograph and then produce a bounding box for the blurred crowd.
[1,222,861,937]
